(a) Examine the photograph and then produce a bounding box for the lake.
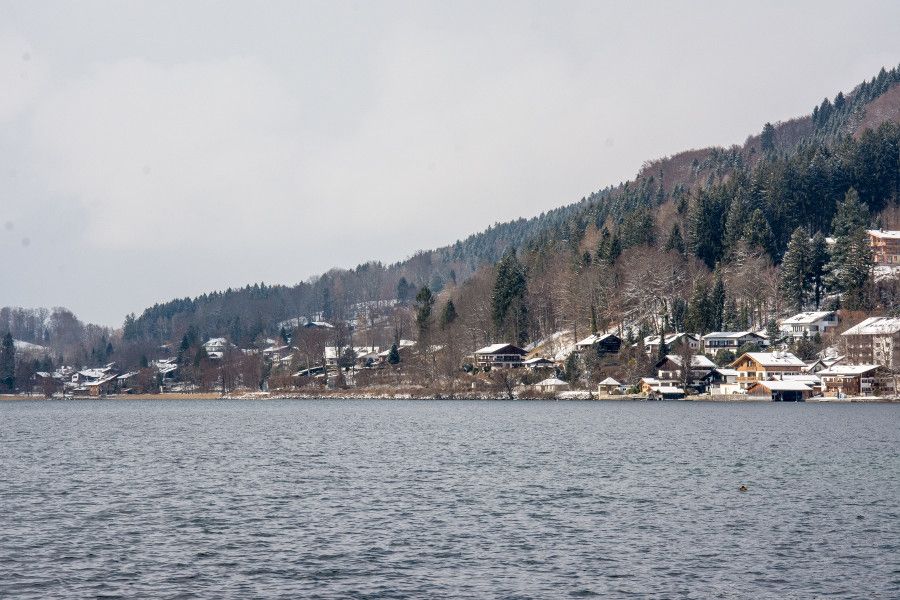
[0,399,897,598]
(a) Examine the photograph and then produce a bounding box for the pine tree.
[808,232,829,309]
[722,297,739,331]
[439,299,457,330]
[491,250,529,344]
[826,189,873,308]
[780,227,811,312]
[760,122,777,154]
[387,343,400,365]
[744,208,776,259]
[0,333,15,392]
[711,276,726,331]
[590,303,598,335]
[415,286,435,337]
[396,277,411,304]
[664,223,685,254]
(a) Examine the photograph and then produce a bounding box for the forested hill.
[123,63,900,348]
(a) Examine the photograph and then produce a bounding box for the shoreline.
[2,391,899,403]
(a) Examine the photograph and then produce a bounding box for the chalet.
[803,355,844,373]
[779,311,838,339]
[655,354,716,387]
[841,317,900,370]
[639,377,660,394]
[643,333,700,356]
[597,377,623,395]
[474,344,527,368]
[376,340,417,365]
[116,371,140,393]
[701,331,767,354]
[730,351,806,390]
[203,337,233,359]
[522,357,555,370]
[747,380,813,402]
[574,333,622,355]
[867,229,900,265]
[535,377,569,393]
[701,368,741,395]
[817,364,895,397]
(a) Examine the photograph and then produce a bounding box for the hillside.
[110,63,900,352]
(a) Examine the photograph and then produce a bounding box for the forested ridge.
[6,64,900,368]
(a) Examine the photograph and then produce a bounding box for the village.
[3,229,900,402]
[9,307,897,402]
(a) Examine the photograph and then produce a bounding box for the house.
[867,229,900,265]
[639,377,660,394]
[841,317,900,370]
[474,344,527,368]
[522,357,555,370]
[376,339,417,365]
[804,355,845,373]
[597,376,623,395]
[730,351,806,390]
[701,368,741,395]
[817,364,895,397]
[654,354,716,388]
[701,331,767,354]
[779,311,838,339]
[574,333,622,355]
[643,333,701,356]
[535,377,569,393]
[747,380,813,402]
[202,337,233,359]
[780,374,822,394]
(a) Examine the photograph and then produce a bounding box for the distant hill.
[124,63,900,347]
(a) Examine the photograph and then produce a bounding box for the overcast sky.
[2,1,899,326]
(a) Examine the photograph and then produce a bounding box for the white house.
[701,331,767,354]
[779,311,838,339]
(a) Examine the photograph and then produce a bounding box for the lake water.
[0,399,897,598]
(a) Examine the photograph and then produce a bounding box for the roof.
[575,333,619,347]
[536,377,568,387]
[598,377,621,386]
[780,311,835,325]
[818,364,881,376]
[656,386,685,394]
[714,368,739,376]
[661,354,716,369]
[734,352,805,368]
[644,332,699,345]
[701,331,762,340]
[750,380,812,392]
[867,229,900,240]
[523,357,554,365]
[841,316,900,336]
[474,343,526,355]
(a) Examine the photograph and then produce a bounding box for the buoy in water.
[739,485,748,492]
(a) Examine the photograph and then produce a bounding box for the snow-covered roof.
[598,377,621,386]
[575,333,619,347]
[644,332,699,345]
[640,377,660,385]
[867,229,900,240]
[523,357,554,365]
[737,352,805,367]
[536,377,568,387]
[701,331,761,340]
[474,343,525,355]
[780,374,820,384]
[750,380,812,392]
[841,317,900,336]
[714,368,739,376]
[780,311,835,325]
[663,354,716,369]
[656,386,685,394]
[818,364,881,376]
